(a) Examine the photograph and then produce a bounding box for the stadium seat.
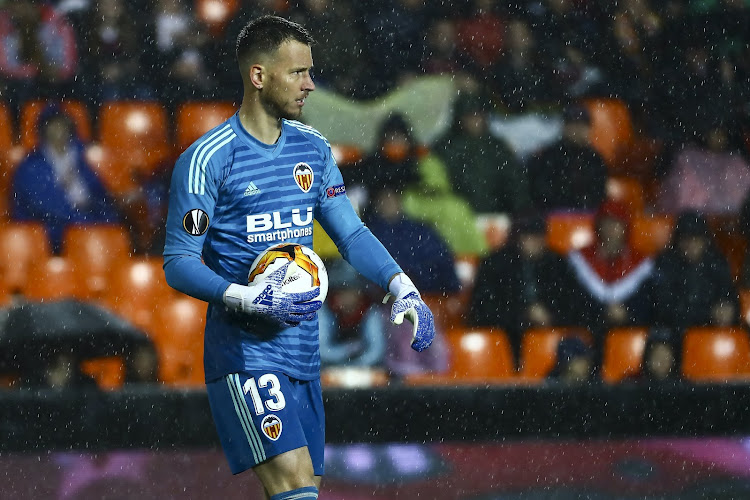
[175,101,236,153]
[0,101,12,152]
[62,225,132,299]
[682,327,750,382]
[0,101,23,220]
[195,0,240,37]
[630,214,674,256]
[602,327,648,383]
[25,256,79,300]
[99,101,171,176]
[20,100,92,149]
[331,144,363,167]
[582,98,634,167]
[519,327,590,380]
[80,357,124,390]
[606,176,644,215]
[0,223,51,295]
[104,258,174,335]
[740,289,750,327]
[546,213,595,254]
[405,328,516,385]
[151,295,207,386]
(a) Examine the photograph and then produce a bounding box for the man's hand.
[224,262,322,325]
[383,273,435,352]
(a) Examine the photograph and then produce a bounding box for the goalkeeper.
[162,15,435,500]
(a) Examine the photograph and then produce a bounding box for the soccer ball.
[248,243,328,303]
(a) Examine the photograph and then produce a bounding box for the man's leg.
[253,445,316,496]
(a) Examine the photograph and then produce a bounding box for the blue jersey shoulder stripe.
[286,120,331,148]
[198,132,237,195]
[189,123,231,194]
[188,124,235,195]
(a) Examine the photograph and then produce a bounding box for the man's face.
[260,40,315,120]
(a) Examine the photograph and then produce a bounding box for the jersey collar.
[230,113,288,159]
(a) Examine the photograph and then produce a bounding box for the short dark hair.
[236,15,314,68]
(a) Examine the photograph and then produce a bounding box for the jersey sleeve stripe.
[188,124,232,194]
[199,132,237,195]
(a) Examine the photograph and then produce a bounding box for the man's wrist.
[388,273,418,299]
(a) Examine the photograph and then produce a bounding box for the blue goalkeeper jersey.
[163,114,401,382]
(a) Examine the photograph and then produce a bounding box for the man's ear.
[249,64,264,90]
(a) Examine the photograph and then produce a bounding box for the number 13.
[242,374,286,415]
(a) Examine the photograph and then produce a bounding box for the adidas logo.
[244,182,261,196]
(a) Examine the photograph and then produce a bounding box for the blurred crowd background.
[2,0,750,391]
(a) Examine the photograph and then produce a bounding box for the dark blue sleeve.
[315,154,401,291]
[163,255,232,304]
[162,147,232,304]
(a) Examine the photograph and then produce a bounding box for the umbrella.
[0,299,149,372]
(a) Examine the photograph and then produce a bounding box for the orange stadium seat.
[519,327,590,380]
[0,222,51,295]
[630,214,674,256]
[546,213,595,254]
[99,101,171,176]
[0,101,12,152]
[62,225,132,299]
[583,98,634,167]
[331,144,363,167]
[740,289,750,327]
[104,258,174,335]
[606,176,644,215]
[602,327,648,383]
[405,328,515,385]
[25,256,79,300]
[175,101,236,153]
[81,357,125,390]
[151,296,207,386]
[682,327,750,382]
[0,101,23,220]
[20,100,92,149]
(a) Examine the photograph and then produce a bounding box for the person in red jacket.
[566,200,655,359]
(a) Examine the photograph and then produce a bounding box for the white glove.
[383,273,435,352]
[223,262,321,325]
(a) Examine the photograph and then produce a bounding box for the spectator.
[366,188,459,294]
[148,0,215,105]
[11,106,120,253]
[0,0,79,108]
[566,201,655,348]
[22,350,98,390]
[319,259,449,378]
[345,113,420,204]
[456,0,505,74]
[652,212,740,331]
[358,0,429,94]
[547,336,595,385]
[123,342,160,385]
[528,104,607,212]
[289,0,368,97]
[490,17,553,112]
[468,215,575,362]
[75,0,153,103]
[318,260,385,368]
[421,18,463,75]
[435,94,531,214]
[349,113,488,256]
[657,121,750,215]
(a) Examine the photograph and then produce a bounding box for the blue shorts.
[206,371,325,476]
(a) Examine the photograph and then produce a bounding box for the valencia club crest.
[293,162,314,193]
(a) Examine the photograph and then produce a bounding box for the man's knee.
[254,446,316,495]
[269,486,318,500]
